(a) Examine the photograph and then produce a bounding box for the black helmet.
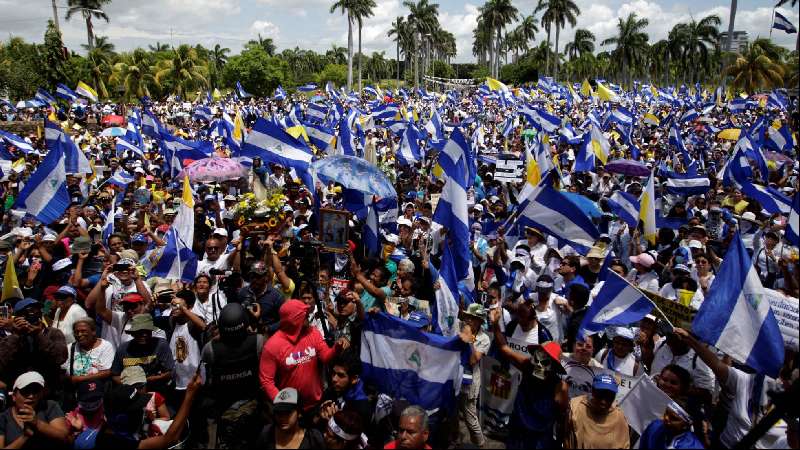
[218,303,248,340]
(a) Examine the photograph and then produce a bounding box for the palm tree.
[325,45,348,65]
[538,0,579,81]
[516,15,539,56]
[724,0,737,53]
[480,0,518,78]
[148,42,170,52]
[535,0,554,75]
[330,0,358,90]
[86,48,111,98]
[154,44,208,98]
[65,0,111,51]
[404,0,441,87]
[209,44,229,88]
[110,49,157,100]
[724,44,784,93]
[81,36,114,55]
[351,0,377,92]
[246,34,276,56]
[564,28,594,60]
[601,12,649,87]
[472,17,493,67]
[388,17,406,83]
[673,15,720,84]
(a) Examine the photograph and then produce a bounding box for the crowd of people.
[0,78,798,450]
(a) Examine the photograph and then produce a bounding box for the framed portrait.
[319,209,350,253]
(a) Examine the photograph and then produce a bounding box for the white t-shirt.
[101,311,167,350]
[720,366,757,448]
[531,296,566,344]
[507,323,540,357]
[170,322,200,390]
[63,338,115,376]
[52,303,88,345]
[196,253,231,276]
[105,278,151,312]
[191,291,228,324]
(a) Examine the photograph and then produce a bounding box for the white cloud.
[250,20,281,40]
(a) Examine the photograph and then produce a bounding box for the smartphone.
[0,305,9,320]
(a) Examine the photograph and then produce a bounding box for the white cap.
[397,218,413,229]
[385,234,400,245]
[688,240,703,249]
[471,204,484,212]
[134,167,146,175]
[42,233,58,242]
[13,371,45,391]
[212,228,228,237]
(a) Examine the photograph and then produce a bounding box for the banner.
[560,357,639,402]
[765,288,799,351]
[643,290,696,329]
[494,157,524,184]
[478,354,522,437]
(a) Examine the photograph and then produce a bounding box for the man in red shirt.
[259,299,345,411]
[384,405,432,450]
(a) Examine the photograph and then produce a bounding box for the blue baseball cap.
[132,233,148,243]
[13,298,41,313]
[405,311,430,329]
[55,285,77,298]
[592,373,619,393]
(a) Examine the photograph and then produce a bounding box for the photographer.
[0,299,68,397]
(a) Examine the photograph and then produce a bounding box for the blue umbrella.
[604,158,650,177]
[100,127,127,137]
[562,192,602,219]
[16,100,45,109]
[311,155,396,199]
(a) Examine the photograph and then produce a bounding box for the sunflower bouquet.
[234,188,290,234]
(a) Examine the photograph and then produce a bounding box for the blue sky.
[1,0,796,63]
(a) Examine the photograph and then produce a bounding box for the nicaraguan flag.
[397,123,422,166]
[304,121,335,152]
[514,184,600,254]
[787,192,799,247]
[679,108,698,123]
[193,106,213,122]
[665,175,711,196]
[739,180,792,214]
[765,124,793,153]
[434,244,463,337]
[573,132,596,172]
[424,109,445,143]
[767,91,788,110]
[578,270,654,336]
[13,133,70,223]
[0,130,34,154]
[55,84,78,102]
[325,81,340,100]
[520,105,561,133]
[606,191,640,229]
[236,81,252,98]
[729,98,748,113]
[335,116,358,156]
[360,312,468,412]
[141,109,164,138]
[115,137,145,159]
[692,233,784,377]
[297,83,317,93]
[102,196,116,244]
[773,11,797,34]
[106,169,135,188]
[274,85,287,101]
[609,106,634,127]
[559,122,583,145]
[241,118,314,188]
[44,120,92,174]
[35,88,57,106]
[306,102,328,123]
[158,131,213,176]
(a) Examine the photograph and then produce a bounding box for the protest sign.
[494,157,524,183]
[643,290,696,329]
[618,375,673,434]
[765,288,799,351]
[479,354,522,437]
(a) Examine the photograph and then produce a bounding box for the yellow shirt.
[722,197,749,214]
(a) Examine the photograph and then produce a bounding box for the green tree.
[66,0,112,51]
[246,34,276,56]
[209,44,230,88]
[43,20,68,90]
[110,49,156,100]
[0,37,45,99]
[222,46,288,96]
[404,0,441,87]
[480,0,518,78]
[85,48,112,98]
[82,35,114,55]
[564,28,594,60]
[673,15,720,84]
[317,63,348,87]
[148,42,170,52]
[537,0,579,81]
[724,44,784,93]
[154,44,208,98]
[352,0,377,92]
[601,12,649,88]
[388,16,409,82]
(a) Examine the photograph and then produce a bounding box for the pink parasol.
[177,157,248,183]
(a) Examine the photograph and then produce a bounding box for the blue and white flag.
[787,192,799,247]
[521,106,561,133]
[360,312,467,412]
[424,110,445,143]
[106,169,135,188]
[241,118,314,189]
[693,233,784,377]
[0,130,34,154]
[13,134,70,223]
[679,108,698,123]
[149,227,198,283]
[606,191,640,229]
[397,123,422,166]
[335,115,358,156]
[102,196,116,244]
[35,88,57,106]
[193,105,213,122]
[325,81,340,100]
[514,184,601,254]
[44,120,91,174]
[115,137,145,159]
[729,98,748,113]
[609,106,634,127]
[274,85,287,101]
[55,83,78,102]
[664,175,711,196]
[158,131,213,176]
[767,91,788,110]
[141,109,164,138]
[739,181,792,215]
[304,121,335,152]
[306,102,328,123]
[434,245,463,337]
[559,123,584,145]
[236,81,252,98]
[773,11,797,34]
[578,271,654,336]
[297,83,317,93]
[765,124,793,153]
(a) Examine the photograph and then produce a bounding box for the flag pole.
[770,6,776,40]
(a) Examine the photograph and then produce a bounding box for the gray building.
[720,31,749,53]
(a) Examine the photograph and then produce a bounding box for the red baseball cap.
[527,341,566,375]
[121,293,145,304]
